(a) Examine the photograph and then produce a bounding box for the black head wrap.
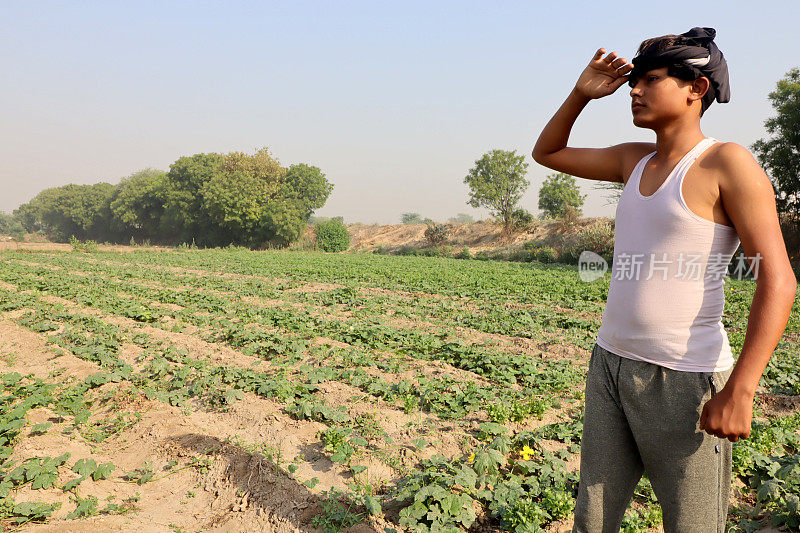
[630,27,730,112]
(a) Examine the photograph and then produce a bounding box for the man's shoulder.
[619,141,658,155]
[703,141,763,188]
[705,141,757,169]
[704,141,773,201]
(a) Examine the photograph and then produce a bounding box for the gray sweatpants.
[572,342,735,533]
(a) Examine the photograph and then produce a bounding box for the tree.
[592,181,624,207]
[281,163,334,220]
[12,146,332,248]
[0,212,25,241]
[401,213,423,224]
[13,203,42,234]
[464,149,530,239]
[538,172,587,219]
[448,213,475,224]
[109,169,168,242]
[14,183,118,242]
[200,170,273,246]
[751,67,800,223]
[162,152,224,245]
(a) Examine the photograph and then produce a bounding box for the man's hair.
[631,34,711,117]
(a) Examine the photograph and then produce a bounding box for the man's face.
[628,66,701,126]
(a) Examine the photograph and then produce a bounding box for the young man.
[532,27,797,532]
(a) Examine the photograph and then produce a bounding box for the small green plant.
[502,498,550,532]
[309,489,363,533]
[319,427,366,465]
[66,494,99,519]
[29,422,52,436]
[124,462,155,484]
[541,487,574,520]
[69,236,99,253]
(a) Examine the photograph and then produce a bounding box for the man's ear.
[689,76,711,103]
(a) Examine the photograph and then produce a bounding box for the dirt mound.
[346,218,611,254]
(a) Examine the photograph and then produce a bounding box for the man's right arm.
[531,48,640,184]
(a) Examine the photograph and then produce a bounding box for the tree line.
[5,68,798,250]
[12,147,333,248]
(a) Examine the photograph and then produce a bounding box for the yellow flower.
[519,445,536,461]
[468,453,475,463]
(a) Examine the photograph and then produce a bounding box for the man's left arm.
[699,142,798,442]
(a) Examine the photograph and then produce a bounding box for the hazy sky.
[2,1,798,223]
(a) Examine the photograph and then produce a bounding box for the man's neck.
[652,117,706,161]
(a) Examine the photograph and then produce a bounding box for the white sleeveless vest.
[596,137,741,372]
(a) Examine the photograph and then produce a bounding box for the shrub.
[522,239,545,251]
[454,247,472,260]
[396,245,419,256]
[480,250,507,261]
[565,220,615,263]
[511,208,536,230]
[69,235,98,253]
[556,205,581,233]
[535,246,558,263]
[287,230,317,251]
[424,222,451,245]
[315,219,350,252]
[508,249,534,262]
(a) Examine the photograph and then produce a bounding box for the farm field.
[0,247,798,532]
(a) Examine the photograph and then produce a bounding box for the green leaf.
[2,373,22,386]
[453,465,478,489]
[364,494,381,515]
[74,410,90,425]
[72,458,97,477]
[66,495,99,519]
[441,494,464,516]
[786,493,800,514]
[91,463,115,481]
[757,478,783,502]
[13,501,57,520]
[63,476,86,492]
[411,438,428,450]
[350,436,367,447]
[53,452,71,466]
[223,389,244,404]
[31,472,57,490]
[30,422,52,436]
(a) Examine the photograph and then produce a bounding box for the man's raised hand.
[574,48,634,99]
